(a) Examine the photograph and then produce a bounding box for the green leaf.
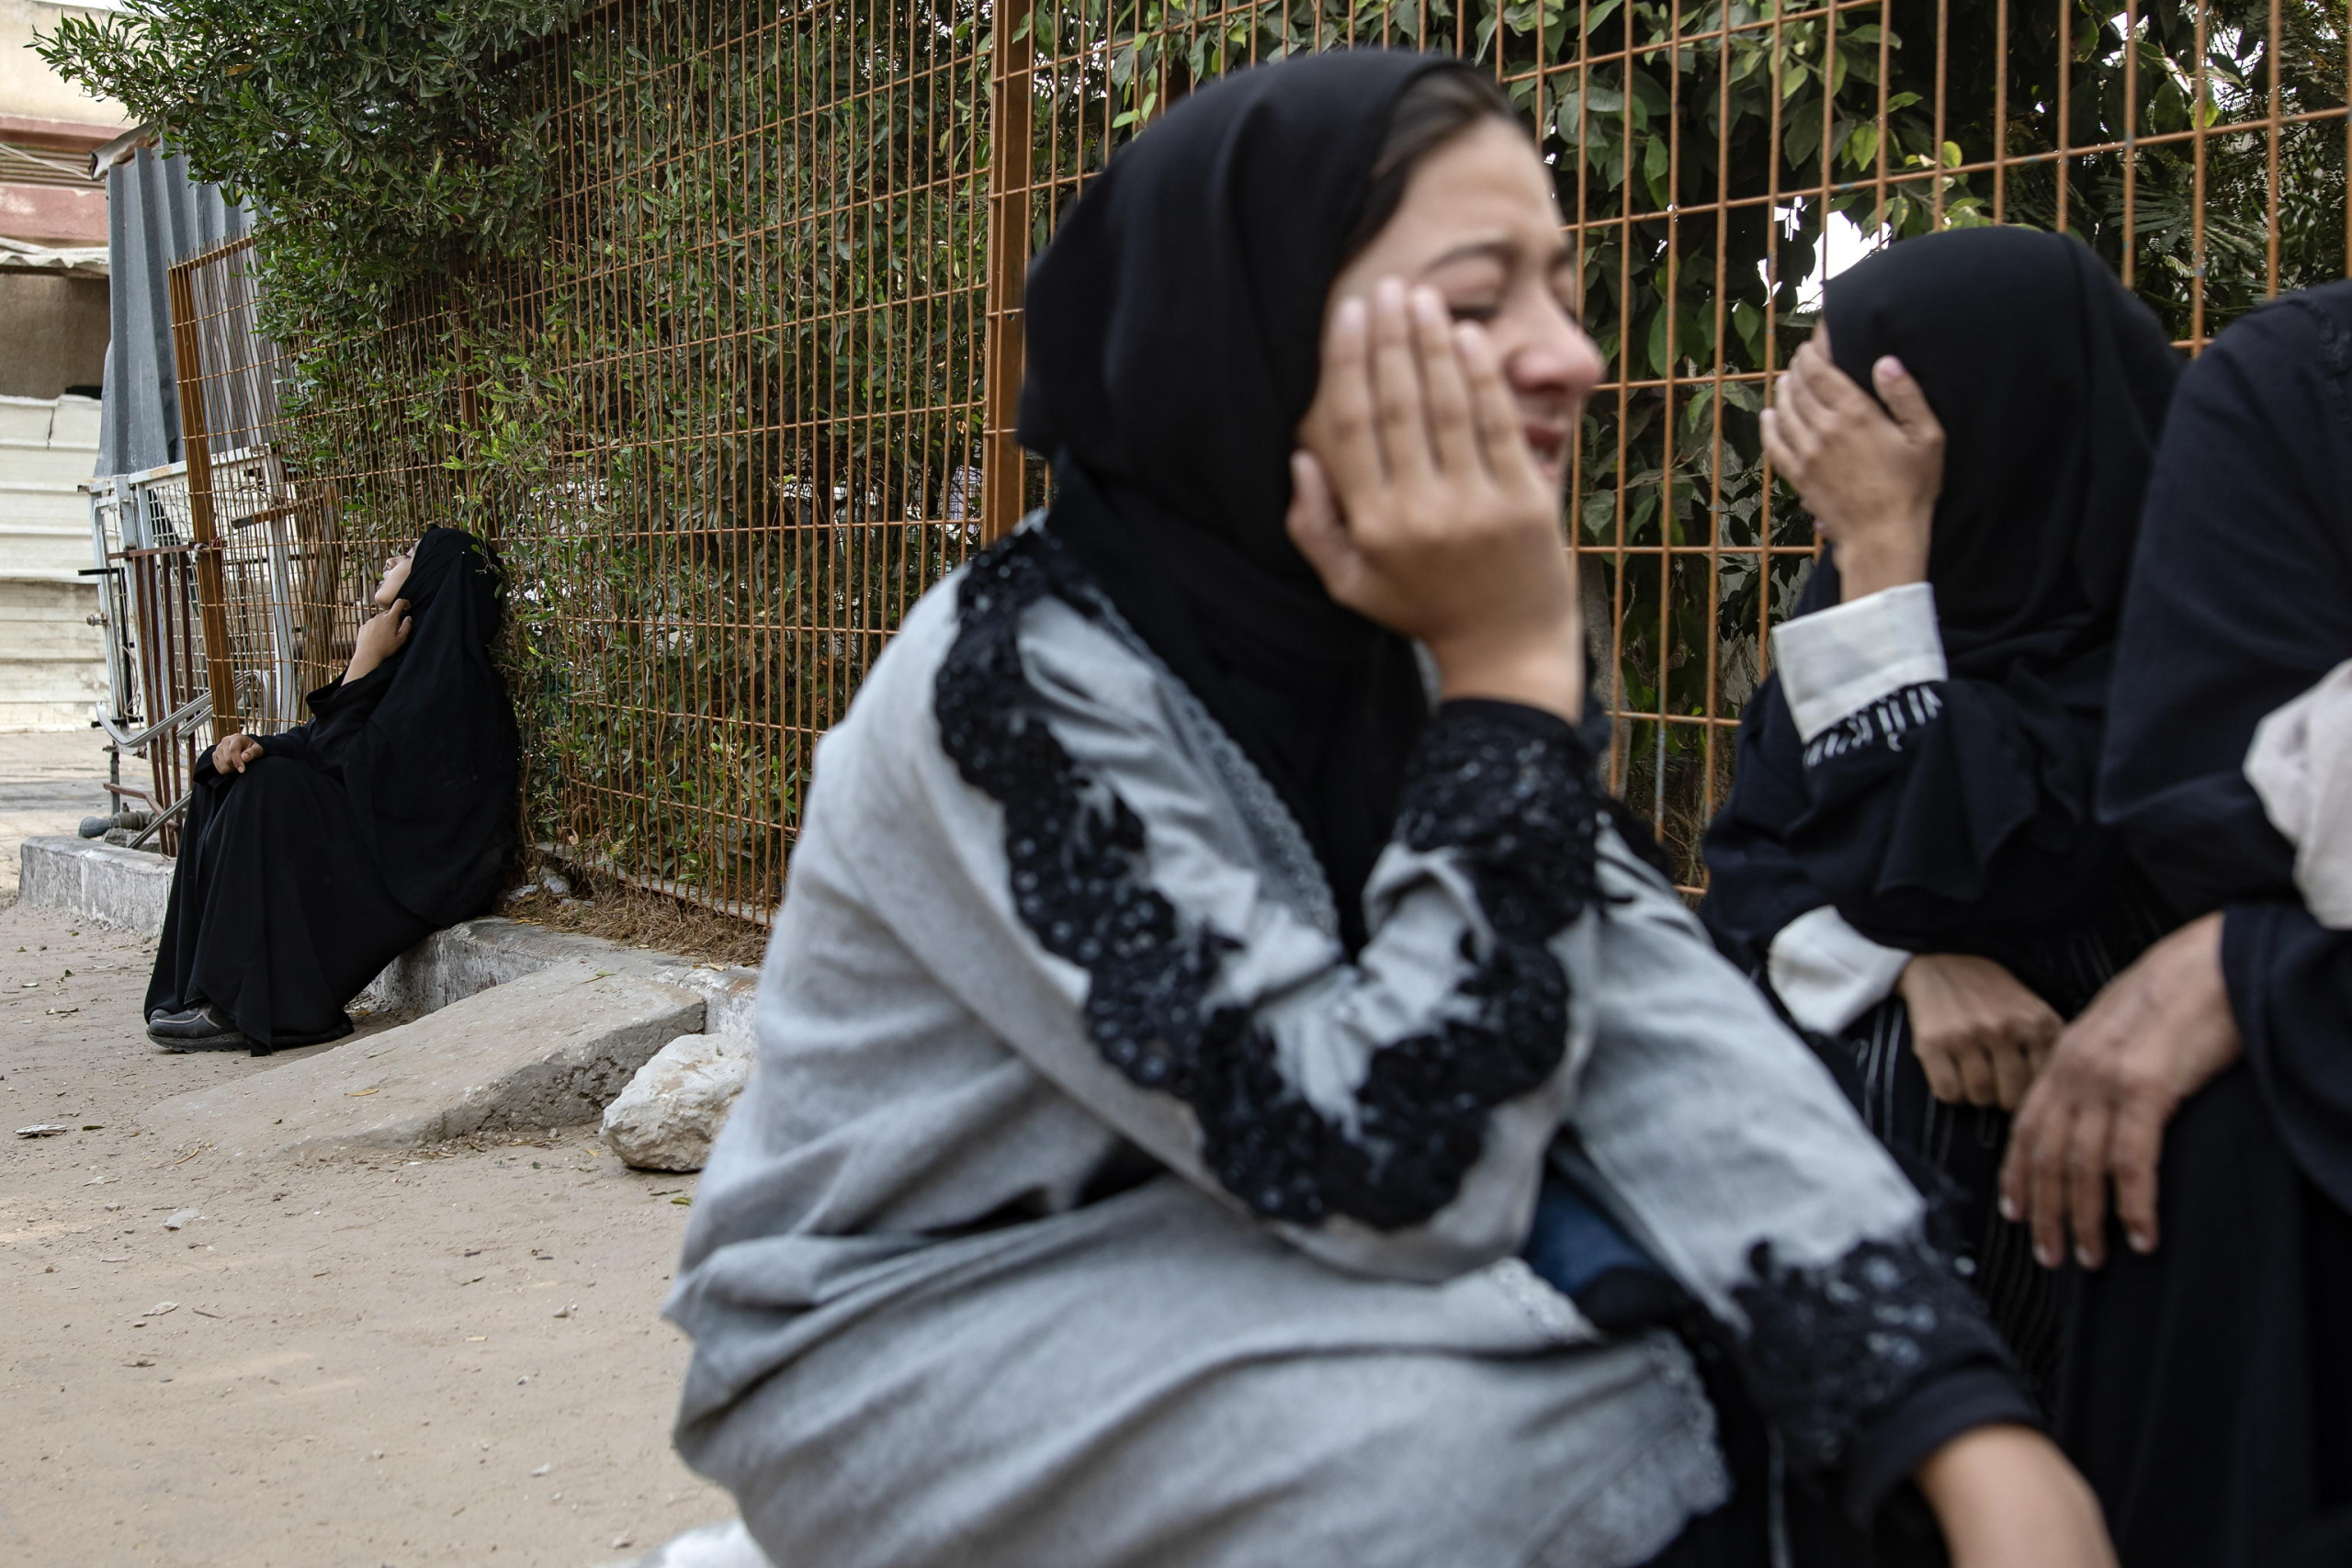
[1731,299,1763,360]
[1844,122,1880,172]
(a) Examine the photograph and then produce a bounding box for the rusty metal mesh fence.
[157,0,2348,918]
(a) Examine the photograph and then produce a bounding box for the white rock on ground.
[601,1032,753,1172]
[603,1517,775,1568]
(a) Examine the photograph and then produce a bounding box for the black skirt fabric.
[144,752,434,1049]
[2054,1065,2352,1568]
[1826,999,2059,1396]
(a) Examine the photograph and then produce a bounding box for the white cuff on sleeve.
[1770,581,1948,742]
[1767,905,1914,1037]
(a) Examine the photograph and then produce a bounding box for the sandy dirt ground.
[0,890,735,1567]
[1,729,116,898]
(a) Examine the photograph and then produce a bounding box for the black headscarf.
[1807,226,2183,678]
[1702,228,2180,965]
[1019,50,1458,951]
[344,525,520,927]
[2101,280,2352,1207]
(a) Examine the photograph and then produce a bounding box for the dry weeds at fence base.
[503,875,769,970]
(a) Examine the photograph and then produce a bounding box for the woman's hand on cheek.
[1760,329,1944,601]
[1287,278,1583,720]
[345,598,414,684]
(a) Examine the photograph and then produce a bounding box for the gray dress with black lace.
[663,528,2016,1568]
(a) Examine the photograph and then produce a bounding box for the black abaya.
[2055,1069,2352,1568]
[144,668,433,1047]
[144,527,518,1051]
[2070,280,2352,1565]
[1698,229,2181,1389]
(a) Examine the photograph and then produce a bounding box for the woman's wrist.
[1832,516,1933,601]
[1427,626,1585,720]
[1916,1425,2114,1566]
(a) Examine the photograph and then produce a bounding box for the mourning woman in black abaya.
[1999,281,2352,1568]
[145,526,518,1055]
[1698,230,2181,1389]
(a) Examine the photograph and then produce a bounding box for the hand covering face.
[1703,227,2180,959]
[1815,226,2182,682]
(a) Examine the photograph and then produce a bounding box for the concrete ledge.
[17,834,173,934]
[360,919,761,1038]
[17,836,762,1036]
[141,959,707,1158]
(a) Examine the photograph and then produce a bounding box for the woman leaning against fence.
[663,52,2109,1568]
[143,525,518,1055]
[1696,230,2182,1393]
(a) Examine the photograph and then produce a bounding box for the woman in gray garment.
[664,51,2114,1568]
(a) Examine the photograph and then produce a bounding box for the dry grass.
[501,865,769,969]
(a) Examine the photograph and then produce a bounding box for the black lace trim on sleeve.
[1801,682,1945,768]
[933,531,1605,1231]
[1730,1234,2017,1478]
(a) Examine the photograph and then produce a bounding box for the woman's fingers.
[1314,296,1384,501]
[1758,408,1804,485]
[1991,1039,2035,1111]
[2107,1099,2167,1258]
[2000,1088,2039,1226]
[1458,320,1541,491]
[1776,344,1837,437]
[2064,1099,2117,1269]
[2022,1094,2075,1268]
[1409,288,1483,479]
[1872,355,1945,451]
[1955,1036,2001,1108]
[1284,450,1358,592]
[1368,278,1434,496]
[1913,1033,1966,1104]
[1802,345,1879,420]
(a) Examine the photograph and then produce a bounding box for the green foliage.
[38,0,582,336]
[266,2,994,906]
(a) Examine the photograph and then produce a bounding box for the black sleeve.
[1840,1365,2043,1525]
[1730,1233,2031,1525]
[1787,661,2122,946]
[265,665,397,773]
[2226,901,2352,1213]
[1699,679,1847,972]
[2099,292,2352,1209]
[2101,297,2352,916]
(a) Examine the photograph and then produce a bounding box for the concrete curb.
[17,834,173,935]
[17,835,761,1036]
[141,959,707,1159]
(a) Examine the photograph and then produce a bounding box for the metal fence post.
[166,254,240,738]
[982,0,1036,541]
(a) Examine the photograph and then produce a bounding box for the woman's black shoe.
[147,1004,249,1052]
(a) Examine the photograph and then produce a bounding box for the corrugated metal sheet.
[98,144,252,478]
